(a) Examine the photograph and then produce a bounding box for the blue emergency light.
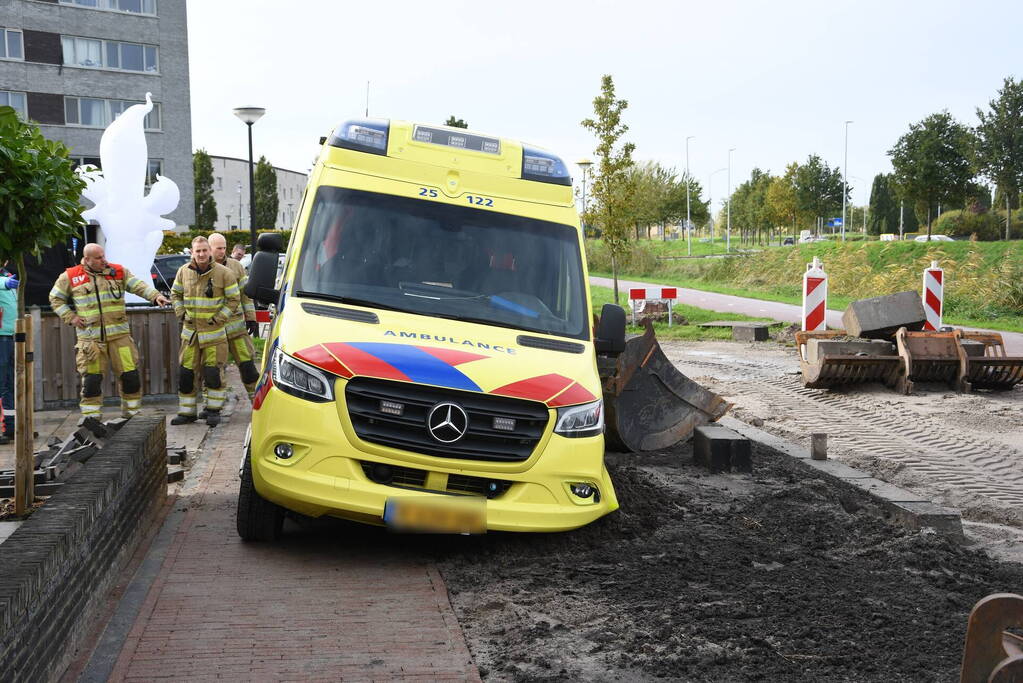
[328,118,390,155]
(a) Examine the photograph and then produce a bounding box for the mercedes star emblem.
[427,402,469,443]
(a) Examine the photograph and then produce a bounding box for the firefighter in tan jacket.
[49,243,170,419]
[209,233,260,398]
[170,236,240,427]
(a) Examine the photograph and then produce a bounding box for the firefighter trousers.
[74,336,143,418]
[227,333,259,399]
[178,341,228,417]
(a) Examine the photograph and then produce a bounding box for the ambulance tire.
[236,451,284,542]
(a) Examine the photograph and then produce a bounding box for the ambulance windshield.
[294,187,589,340]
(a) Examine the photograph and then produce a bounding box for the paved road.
[591,276,1023,355]
[75,380,479,682]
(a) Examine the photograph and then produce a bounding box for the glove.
[246,320,260,336]
[4,278,18,290]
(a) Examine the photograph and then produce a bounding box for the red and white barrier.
[922,260,943,331]
[801,257,827,332]
[629,287,679,327]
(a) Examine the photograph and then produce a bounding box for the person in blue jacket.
[0,262,18,444]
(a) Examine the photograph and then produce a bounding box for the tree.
[976,77,1023,239]
[0,106,86,315]
[253,156,279,229]
[581,75,635,305]
[766,167,799,238]
[729,168,773,245]
[868,173,899,235]
[793,155,845,233]
[193,149,217,229]
[444,116,468,129]
[888,111,976,238]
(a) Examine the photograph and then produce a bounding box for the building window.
[65,97,161,130]
[58,0,157,15]
[62,36,158,73]
[0,28,24,61]
[0,91,27,118]
[216,177,223,190]
[146,159,162,186]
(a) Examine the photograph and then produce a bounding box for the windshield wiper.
[295,290,408,313]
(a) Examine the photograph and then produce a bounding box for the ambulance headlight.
[328,118,389,155]
[271,347,335,402]
[554,399,603,438]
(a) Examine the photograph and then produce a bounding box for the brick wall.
[0,416,167,682]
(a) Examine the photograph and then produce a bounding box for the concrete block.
[166,467,185,483]
[842,291,926,339]
[884,500,963,538]
[806,339,896,364]
[733,325,769,342]
[694,425,752,473]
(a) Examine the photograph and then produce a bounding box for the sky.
[187,0,1023,209]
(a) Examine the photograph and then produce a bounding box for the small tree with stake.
[0,106,86,316]
[582,75,635,305]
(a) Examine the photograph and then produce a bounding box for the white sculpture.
[77,92,179,302]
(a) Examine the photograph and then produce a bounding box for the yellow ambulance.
[238,118,626,540]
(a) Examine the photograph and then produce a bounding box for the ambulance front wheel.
[237,451,285,542]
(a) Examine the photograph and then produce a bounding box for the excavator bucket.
[956,331,1023,392]
[598,320,732,452]
[795,330,903,390]
[894,328,962,394]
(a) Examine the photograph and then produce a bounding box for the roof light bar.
[412,125,501,154]
[521,145,572,186]
[328,118,390,155]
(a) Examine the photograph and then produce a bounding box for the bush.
[158,229,292,255]
[933,210,1005,240]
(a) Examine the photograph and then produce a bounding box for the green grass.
[590,284,779,341]
[589,238,1023,334]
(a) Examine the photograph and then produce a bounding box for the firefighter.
[170,236,240,427]
[209,233,260,400]
[49,243,171,420]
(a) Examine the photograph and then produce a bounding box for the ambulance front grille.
[345,378,549,462]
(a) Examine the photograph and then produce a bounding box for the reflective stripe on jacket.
[217,256,255,338]
[171,261,240,347]
[48,263,158,341]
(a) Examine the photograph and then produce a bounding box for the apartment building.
[0,0,194,227]
[209,155,308,233]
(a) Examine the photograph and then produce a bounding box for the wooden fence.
[31,307,181,409]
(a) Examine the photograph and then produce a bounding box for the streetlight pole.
[726,148,735,253]
[685,136,695,256]
[709,167,727,247]
[576,159,593,234]
[233,106,266,254]
[842,120,853,242]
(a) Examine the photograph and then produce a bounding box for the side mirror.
[594,303,626,355]
[246,251,280,305]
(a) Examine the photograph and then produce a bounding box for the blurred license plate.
[384,496,486,534]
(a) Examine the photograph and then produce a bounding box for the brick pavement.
[91,385,480,682]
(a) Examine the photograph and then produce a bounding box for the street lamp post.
[685,136,695,256]
[577,159,593,234]
[726,148,735,253]
[708,167,727,247]
[233,106,266,254]
[842,120,853,242]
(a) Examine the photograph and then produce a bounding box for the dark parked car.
[782,236,795,246]
[150,254,189,294]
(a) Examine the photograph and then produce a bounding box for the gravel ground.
[434,441,1023,682]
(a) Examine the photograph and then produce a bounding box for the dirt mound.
[436,443,1023,682]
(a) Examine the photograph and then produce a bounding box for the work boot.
[170,415,197,426]
[205,411,221,427]
[197,409,208,420]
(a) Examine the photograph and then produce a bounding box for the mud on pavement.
[428,441,1023,682]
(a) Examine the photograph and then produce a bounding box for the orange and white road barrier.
[801,257,828,332]
[629,287,678,327]
[922,260,943,331]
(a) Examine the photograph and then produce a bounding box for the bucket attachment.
[960,593,1023,683]
[795,330,903,389]
[894,328,961,394]
[599,320,731,452]
[956,331,1023,392]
